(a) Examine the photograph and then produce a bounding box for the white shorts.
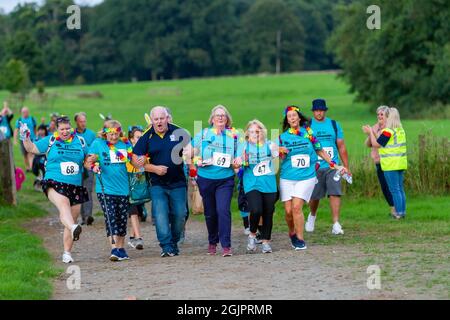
[280,177,318,202]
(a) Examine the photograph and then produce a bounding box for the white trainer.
[247,235,257,252]
[62,252,74,264]
[305,213,316,232]
[244,228,250,236]
[332,222,344,235]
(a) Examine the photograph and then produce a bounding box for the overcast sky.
[0,0,103,13]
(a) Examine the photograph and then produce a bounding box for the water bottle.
[19,122,30,141]
[333,169,353,184]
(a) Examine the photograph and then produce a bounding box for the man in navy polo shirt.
[132,106,190,257]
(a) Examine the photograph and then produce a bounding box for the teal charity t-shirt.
[192,128,241,180]
[88,139,130,196]
[279,128,322,181]
[76,128,97,147]
[0,115,12,139]
[36,135,88,186]
[239,141,277,194]
[15,116,36,140]
[310,118,344,169]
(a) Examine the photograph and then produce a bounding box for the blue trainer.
[293,237,307,251]
[118,248,130,261]
[110,248,120,261]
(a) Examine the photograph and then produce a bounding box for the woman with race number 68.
[190,105,243,257]
[238,120,279,254]
[22,115,89,264]
[279,106,347,251]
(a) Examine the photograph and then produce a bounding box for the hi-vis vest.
[379,127,407,171]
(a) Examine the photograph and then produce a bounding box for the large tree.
[328,0,450,116]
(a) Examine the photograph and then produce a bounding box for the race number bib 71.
[291,155,310,169]
[318,147,334,160]
[213,152,231,168]
[110,150,127,164]
[60,162,80,176]
[253,161,272,177]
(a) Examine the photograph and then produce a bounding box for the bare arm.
[369,130,381,148]
[337,139,349,169]
[22,136,39,154]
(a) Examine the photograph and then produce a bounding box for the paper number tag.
[0,127,7,134]
[60,162,80,176]
[291,154,310,169]
[110,150,127,164]
[318,147,334,160]
[213,152,231,168]
[253,161,272,177]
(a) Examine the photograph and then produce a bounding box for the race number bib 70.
[213,152,231,168]
[318,147,334,160]
[253,161,272,177]
[291,155,310,169]
[60,162,80,176]
[110,150,127,164]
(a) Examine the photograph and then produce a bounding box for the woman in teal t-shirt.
[22,116,89,264]
[191,105,243,257]
[239,119,278,254]
[279,106,346,251]
[85,120,132,262]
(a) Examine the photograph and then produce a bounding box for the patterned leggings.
[97,193,130,237]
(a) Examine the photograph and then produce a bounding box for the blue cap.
[312,99,328,111]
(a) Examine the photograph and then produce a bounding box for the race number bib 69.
[253,161,272,177]
[60,162,80,176]
[291,154,310,169]
[213,152,231,168]
[318,147,334,160]
[110,150,127,164]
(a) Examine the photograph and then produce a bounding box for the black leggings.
[246,190,278,241]
[376,163,394,207]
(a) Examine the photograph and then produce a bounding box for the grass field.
[0,72,448,299]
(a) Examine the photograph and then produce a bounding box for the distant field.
[1,72,448,159]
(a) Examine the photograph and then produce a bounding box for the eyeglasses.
[128,125,143,133]
[214,114,227,119]
[103,127,122,134]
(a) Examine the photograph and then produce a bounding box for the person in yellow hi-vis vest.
[363,107,407,219]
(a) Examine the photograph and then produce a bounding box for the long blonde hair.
[245,119,267,144]
[208,105,233,128]
[385,107,403,129]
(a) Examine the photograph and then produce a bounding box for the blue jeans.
[383,170,406,216]
[151,186,187,254]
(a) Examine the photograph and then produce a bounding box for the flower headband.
[103,127,122,134]
[284,106,300,117]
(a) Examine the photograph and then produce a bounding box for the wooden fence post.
[0,138,17,205]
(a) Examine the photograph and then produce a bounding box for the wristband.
[189,168,197,178]
[330,160,336,169]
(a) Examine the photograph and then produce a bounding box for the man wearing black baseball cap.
[306,99,350,235]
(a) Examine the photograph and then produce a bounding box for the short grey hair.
[376,106,390,116]
[150,106,169,119]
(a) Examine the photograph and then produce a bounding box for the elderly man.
[14,106,37,171]
[75,112,97,225]
[132,106,191,257]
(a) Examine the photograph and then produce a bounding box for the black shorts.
[42,179,89,207]
[128,203,144,217]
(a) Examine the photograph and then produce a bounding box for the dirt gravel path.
[23,199,408,300]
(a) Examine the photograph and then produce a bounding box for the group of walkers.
[11,97,408,263]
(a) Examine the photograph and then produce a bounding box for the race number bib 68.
[318,147,334,160]
[213,152,231,168]
[110,150,127,164]
[253,161,272,177]
[291,155,310,169]
[60,162,80,176]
